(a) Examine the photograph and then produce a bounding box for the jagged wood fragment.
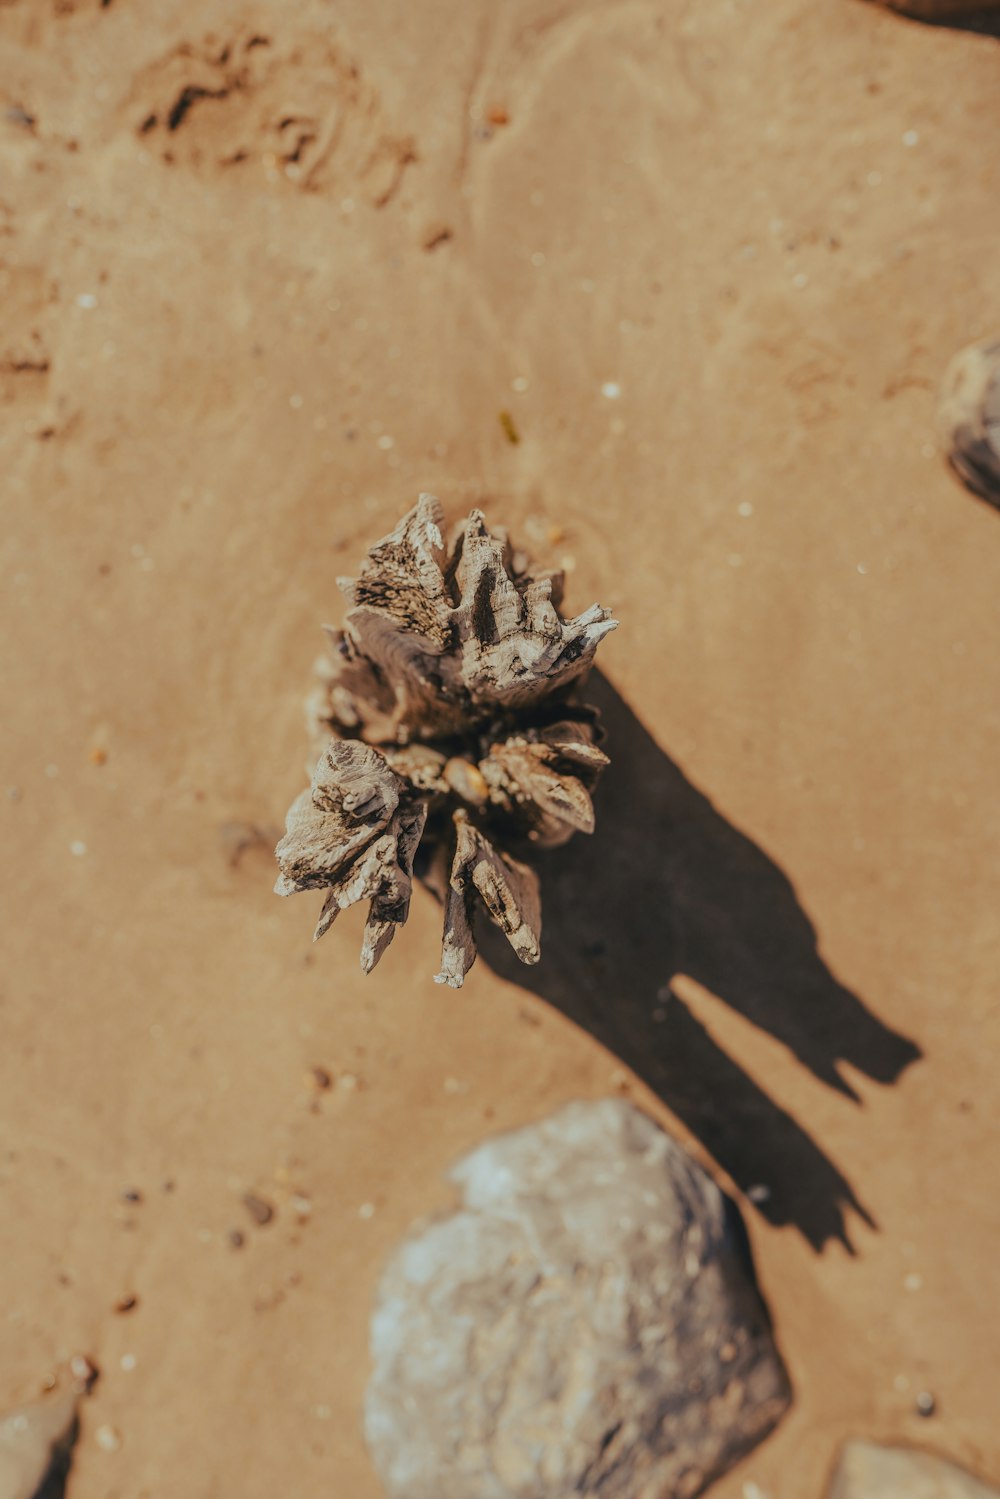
[449,511,616,716]
[277,494,616,983]
[274,740,403,894]
[274,740,426,972]
[480,718,611,847]
[434,812,541,988]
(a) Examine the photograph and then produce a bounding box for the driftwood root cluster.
[275,494,617,986]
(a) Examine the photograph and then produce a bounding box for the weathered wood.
[274,740,425,968]
[434,811,542,988]
[277,495,617,984]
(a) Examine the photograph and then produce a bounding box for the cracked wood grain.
[275,494,617,985]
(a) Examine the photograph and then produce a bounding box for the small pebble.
[601,382,622,399]
[915,1390,937,1418]
[114,1294,138,1314]
[76,293,97,310]
[121,1188,143,1204]
[243,1192,275,1227]
[358,1201,376,1220]
[94,1424,122,1453]
[498,409,520,444]
[903,1271,922,1292]
[228,1228,246,1249]
[291,1194,313,1219]
[443,757,489,806]
[70,1353,100,1391]
[747,1184,771,1204]
[310,1066,332,1091]
[120,1353,137,1372]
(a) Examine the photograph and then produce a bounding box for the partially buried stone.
[365,1099,791,1499]
[828,1440,1000,1498]
[938,337,1000,510]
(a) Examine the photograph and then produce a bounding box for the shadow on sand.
[890,6,1000,35]
[480,672,921,1253]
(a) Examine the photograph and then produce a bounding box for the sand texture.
[2,1,999,1496]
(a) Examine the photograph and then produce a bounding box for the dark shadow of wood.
[479,671,922,1254]
[884,6,1000,34]
[32,1413,78,1499]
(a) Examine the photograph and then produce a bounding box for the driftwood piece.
[275,495,617,984]
[435,811,542,989]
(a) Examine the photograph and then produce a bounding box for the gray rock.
[0,1391,77,1499]
[365,1099,791,1499]
[939,337,1000,510]
[829,1440,1000,1498]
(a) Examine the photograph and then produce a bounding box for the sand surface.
[2,1,999,1495]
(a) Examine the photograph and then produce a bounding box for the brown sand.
[2,1,999,1495]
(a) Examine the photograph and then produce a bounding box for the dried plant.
[274,494,617,986]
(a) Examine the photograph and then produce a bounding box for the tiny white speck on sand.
[601,382,621,399]
[70,841,87,857]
